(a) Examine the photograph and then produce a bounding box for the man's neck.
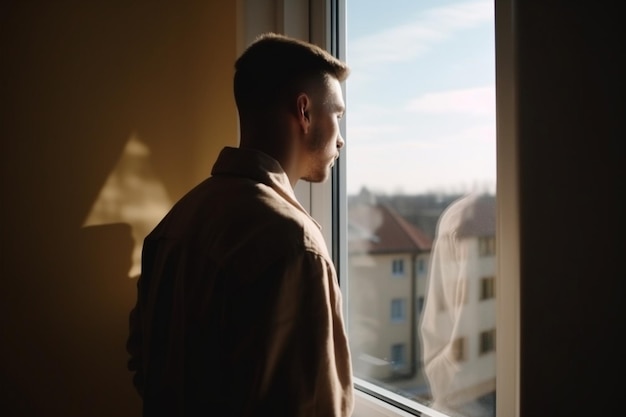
[239,138,300,189]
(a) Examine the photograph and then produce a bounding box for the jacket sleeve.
[258,250,354,417]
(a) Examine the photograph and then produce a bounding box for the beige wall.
[1,1,238,415]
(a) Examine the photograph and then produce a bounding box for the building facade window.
[478,236,496,257]
[452,337,467,362]
[417,258,425,274]
[390,343,406,367]
[390,298,406,322]
[480,276,496,300]
[416,296,425,314]
[479,328,496,354]
[391,258,404,276]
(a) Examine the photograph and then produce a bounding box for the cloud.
[344,1,496,195]
[405,86,495,116]
[348,0,493,67]
[347,122,494,151]
[348,124,402,141]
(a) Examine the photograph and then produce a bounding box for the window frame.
[238,0,520,416]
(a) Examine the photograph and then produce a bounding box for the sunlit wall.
[0,2,238,415]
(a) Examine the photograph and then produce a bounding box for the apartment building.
[347,199,432,381]
[420,193,497,413]
[347,193,497,415]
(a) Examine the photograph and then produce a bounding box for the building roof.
[439,193,496,238]
[348,203,432,254]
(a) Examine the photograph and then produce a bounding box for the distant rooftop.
[348,202,432,254]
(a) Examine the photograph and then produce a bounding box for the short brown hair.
[233,33,349,117]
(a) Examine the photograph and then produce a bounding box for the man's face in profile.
[301,77,345,183]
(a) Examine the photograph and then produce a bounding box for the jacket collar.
[211,146,321,230]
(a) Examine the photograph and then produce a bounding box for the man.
[127,33,354,417]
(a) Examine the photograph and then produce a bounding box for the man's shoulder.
[235,181,332,261]
[251,183,326,248]
[147,175,328,259]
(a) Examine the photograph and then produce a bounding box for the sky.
[344,0,496,196]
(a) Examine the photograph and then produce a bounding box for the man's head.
[234,33,350,184]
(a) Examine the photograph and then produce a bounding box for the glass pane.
[345,1,496,416]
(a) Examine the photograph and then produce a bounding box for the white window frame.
[237,1,520,416]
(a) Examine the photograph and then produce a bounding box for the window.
[416,296,425,314]
[480,276,496,300]
[391,258,404,276]
[258,0,519,416]
[390,298,406,322]
[417,258,426,274]
[479,329,496,355]
[478,236,496,257]
[342,0,502,416]
[452,337,467,362]
[390,343,406,367]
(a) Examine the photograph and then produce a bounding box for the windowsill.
[353,378,452,417]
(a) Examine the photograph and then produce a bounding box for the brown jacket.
[127,146,353,416]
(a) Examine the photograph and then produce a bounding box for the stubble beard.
[302,165,330,183]
[302,124,332,183]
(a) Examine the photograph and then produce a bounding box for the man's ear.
[296,93,311,134]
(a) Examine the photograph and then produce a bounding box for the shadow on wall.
[0,224,137,415]
[0,1,236,415]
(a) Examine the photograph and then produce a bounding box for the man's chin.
[302,172,330,184]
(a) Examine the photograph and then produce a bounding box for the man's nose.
[337,134,345,150]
